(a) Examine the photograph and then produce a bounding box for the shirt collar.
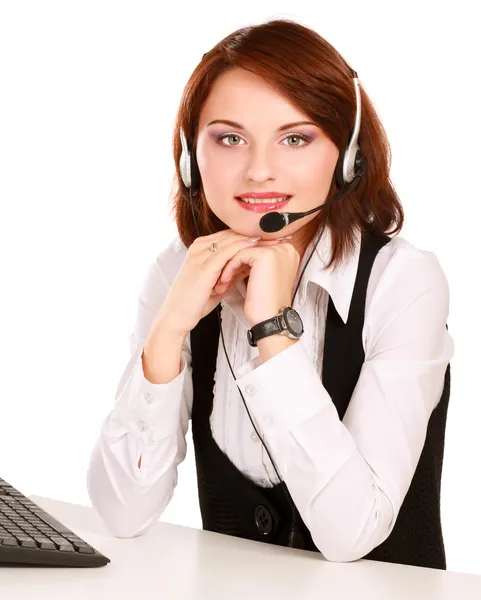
[221,223,362,329]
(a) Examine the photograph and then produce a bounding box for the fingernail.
[247,236,261,242]
[276,235,292,240]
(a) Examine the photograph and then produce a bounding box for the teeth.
[239,196,290,204]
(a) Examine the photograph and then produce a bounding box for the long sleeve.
[87,254,193,538]
[234,248,454,562]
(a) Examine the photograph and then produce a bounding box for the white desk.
[0,496,480,599]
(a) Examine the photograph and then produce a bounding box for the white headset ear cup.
[179,128,192,188]
[180,151,191,188]
[343,140,360,184]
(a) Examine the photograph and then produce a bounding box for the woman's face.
[195,67,340,256]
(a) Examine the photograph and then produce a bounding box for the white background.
[1,1,479,575]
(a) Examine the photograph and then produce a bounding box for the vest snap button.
[254,505,273,535]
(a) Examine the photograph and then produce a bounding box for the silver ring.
[208,242,218,253]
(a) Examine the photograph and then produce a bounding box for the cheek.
[195,148,240,219]
[300,142,339,188]
[291,156,336,192]
[196,145,238,193]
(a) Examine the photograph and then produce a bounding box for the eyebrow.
[206,119,319,132]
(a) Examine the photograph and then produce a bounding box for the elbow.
[86,466,157,539]
[100,496,168,539]
[314,523,393,565]
[314,530,384,564]
[313,526,367,562]
[101,517,150,539]
[88,490,156,539]
[318,541,369,564]
[310,490,395,563]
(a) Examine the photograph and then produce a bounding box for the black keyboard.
[0,477,110,567]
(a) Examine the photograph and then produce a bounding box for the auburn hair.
[168,18,403,270]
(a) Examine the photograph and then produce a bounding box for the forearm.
[257,335,298,364]
[142,322,188,384]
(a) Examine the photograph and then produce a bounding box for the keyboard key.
[49,536,75,552]
[5,527,22,535]
[64,536,95,554]
[1,537,18,546]
[38,527,56,535]
[17,535,38,548]
[32,536,56,551]
[77,544,95,554]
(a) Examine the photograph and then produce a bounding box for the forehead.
[198,67,307,129]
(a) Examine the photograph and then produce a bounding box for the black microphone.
[259,161,365,233]
[259,193,337,232]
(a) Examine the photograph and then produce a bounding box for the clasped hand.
[214,235,301,327]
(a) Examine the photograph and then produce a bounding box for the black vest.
[190,229,451,570]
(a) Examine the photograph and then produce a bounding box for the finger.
[201,230,261,250]
[214,260,247,285]
[220,245,271,283]
[220,254,244,283]
[202,238,261,270]
[213,268,247,296]
[222,239,285,283]
[216,264,249,288]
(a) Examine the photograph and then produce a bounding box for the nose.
[245,144,278,183]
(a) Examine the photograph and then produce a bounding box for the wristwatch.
[247,306,304,347]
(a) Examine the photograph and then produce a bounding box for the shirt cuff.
[234,339,332,433]
[235,354,262,378]
[109,344,188,444]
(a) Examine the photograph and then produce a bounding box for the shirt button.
[251,431,259,442]
[138,420,147,432]
[144,393,153,404]
[245,384,257,396]
[264,417,273,426]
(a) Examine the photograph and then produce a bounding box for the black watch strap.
[247,315,282,347]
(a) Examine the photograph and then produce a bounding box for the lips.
[237,192,291,199]
[235,196,292,213]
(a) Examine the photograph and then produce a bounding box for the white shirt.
[86,225,454,562]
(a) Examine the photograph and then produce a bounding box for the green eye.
[283,134,310,147]
[216,132,311,147]
[217,134,243,146]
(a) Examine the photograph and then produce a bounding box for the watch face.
[286,309,303,335]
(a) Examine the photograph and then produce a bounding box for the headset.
[178,71,366,548]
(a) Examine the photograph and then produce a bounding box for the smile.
[235,196,292,212]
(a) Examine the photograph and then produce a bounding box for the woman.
[87,18,454,570]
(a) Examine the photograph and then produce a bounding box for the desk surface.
[0,496,480,599]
